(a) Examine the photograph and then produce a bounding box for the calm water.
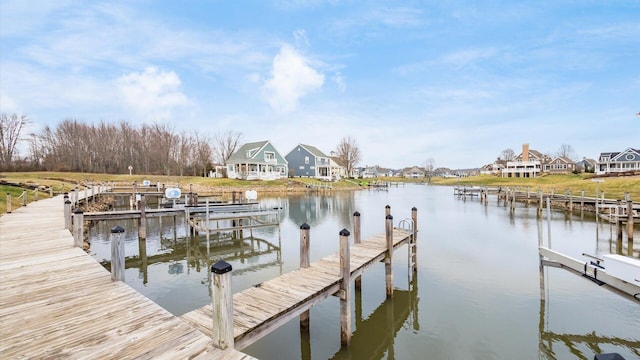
[88,185,640,360]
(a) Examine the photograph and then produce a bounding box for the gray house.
[226,140,288,180]
[285,144,331,180]
[597,148,640,175]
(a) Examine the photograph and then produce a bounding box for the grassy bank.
[1,172,638,215]
[428,173,640,200]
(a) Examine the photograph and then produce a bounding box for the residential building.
[480,158,507,175]
[402,166,426,178]
[544,156,576,174]
[226,140,288,180]
[576,158,597,173]
[285,144,331,180]
[597,148,640,175]
[501,144,550,178]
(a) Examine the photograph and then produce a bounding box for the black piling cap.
[65,200,71,204]
[111,225,125,234]
[385,205,391,209]
[412,207,417,211]
[339,229,350,236]
[74,208,84,214]
[212,260,232,274]
[353,211,360,217]
[386,214,393,220]
[300,223,310,230]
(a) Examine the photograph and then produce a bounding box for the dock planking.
[0,196,256,359]
[180,227,413,350]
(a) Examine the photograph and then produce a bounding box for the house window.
[299,166,305,169]
[626,154,635,161]
[265,151,275,162]
[305,156,309,164]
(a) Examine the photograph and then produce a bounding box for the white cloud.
[262,45,324,113]
[333,72,346,92]
[116,67,190,122]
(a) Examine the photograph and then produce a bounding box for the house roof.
[330,156,347,167]
[298,144,329,158]
[227,140,269,163]
[551,156,575,164]
[611,148,640,161]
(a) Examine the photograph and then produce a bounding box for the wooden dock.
[181,213,416,350]
[0,195,255,359]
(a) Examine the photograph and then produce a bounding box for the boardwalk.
[181,228,414,350]
[0,196,255,359]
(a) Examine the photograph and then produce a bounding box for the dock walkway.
[181,228,413,350]
[0,195,255,359]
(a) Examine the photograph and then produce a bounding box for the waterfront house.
[576,158,597,173]
[328,156,347,180]
[226,140,288,180]
[285,144,331,180]
[597,148,640,175]
[402,166,426,178]
[362,166,378,178]
[501,144,550,178]
[480,158,507,175]
[545,156,576,175]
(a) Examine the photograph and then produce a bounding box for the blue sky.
[1,0,638,169]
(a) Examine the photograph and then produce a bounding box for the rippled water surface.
[89,184,640,359]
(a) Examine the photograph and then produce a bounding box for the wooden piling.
[580,190,585,212]
[22,190,27,207]
[110,225,125,282]
[616,200,623,241]
[339,229,351,347]
[537,189,543,216]
[138,194,147,240]
[299,223,310,331]
[385,214,394,298]
[73,209,84,248]
[353,212,362,290]
[568,190,573,212]
[34,188,38,201]
[5,193,11,214]
[212,260,234,350]
[628,200,634,242]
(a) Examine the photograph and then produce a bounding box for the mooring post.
[510,188,515,211]
[212,260,234,350]
[385,204,391,217]
[138,194,147,240]
[537,189,543,216]
[546,197,551,245]
[91,181,95,202]
[627,200,634,242]
[73,208,84,248]
[616,200,623,241]
[299,223,311,331]
[411,207,418,273]
[49,186,53,197]
[568,190,573,212]
[64,199,72,230]
[34,188,38,201]
[231,191,236,204]
[580,190,585,212]
[110,225,125,282]
[353,212,362,290]
[339,228,351,347]
[385,214,394,299]
[6,193,11,214]
[84,183,88,203]
[22,190,27,207]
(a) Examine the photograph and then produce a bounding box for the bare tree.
[335,136,360,177]
[500,148,515,161]
[425,157,435,183]
[213,130,243,165]
[556,144,576,160]
[0,113,29,169]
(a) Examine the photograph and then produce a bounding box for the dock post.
[64,199,72,230]
[353,212,362,290]
[138,194,147,240]
[73,208,84,248]
[546,197,551,245]
[339,229,351,347]
[212,260,234,350]
[537,189,543,216]
[568,190,573,212]
[22,190,27,207]
[299,223,311,331]
[580,190,585,212]
[49,186,53,197]
[5,193,11,214]
[616,200,623,241]
[385,214,394,298]
[34,188,38,201]
[628,200,634,242]
[510,188,515,211]
[110,226,125,282]
[411,207,418,273]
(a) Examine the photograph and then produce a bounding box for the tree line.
[0,113,361,177]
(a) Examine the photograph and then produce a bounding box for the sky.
[1,0,639,169]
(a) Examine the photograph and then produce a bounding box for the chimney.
[522,143,529,162]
